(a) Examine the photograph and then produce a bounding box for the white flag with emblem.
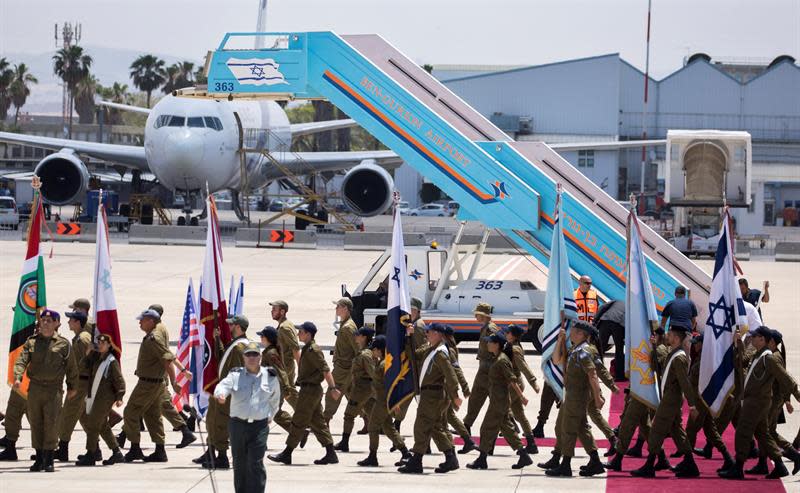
[226,58,289,86]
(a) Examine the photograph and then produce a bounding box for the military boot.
[512,449,533,470]
[538,450,561,469]
[630,453,656,478]
[144,444,168,463]
[54,440,69,462]
[267,447,293,465]
[435,449,459,473]
[78,448,103,462]
[103,448,124,465]
[748,440,759,458]
[185,412,196,432]
[626,436,645,457]
[457,436,478,454]
[523,433,538,454]
[115,430,126,449]
[783,446,800,475]
[766,460,789,479]
[532,419,545,438]
[397,452,423,474]
[357,450,379,467]
[29,449,43,472]
[124,443,145,462]
[718,459,745,479]
[333,433,350,452]
[0,441,17,461]
[314,444,339,465]
[604,452,623,471]
[654,450,671,471]
[694,442,712,459]
[745,457,768,475]
[75,451,96,467]
[42,449,54,472]
[580,451,606,477]
[192,446,214,465]
[394,446,411,467]
[176,426,196,449]
[604,436,617,457]
[203,449,229,469]
[545,456,572,477]
[718,449,735,473]
[466,451,488,470]
[673,453,699,478]
[0,436,14,448]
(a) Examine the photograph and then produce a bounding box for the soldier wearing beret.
[461,302,498,446]
[334,327,376,452]
[324,298,360,422]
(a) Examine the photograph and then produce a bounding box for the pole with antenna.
[639,0,652,195]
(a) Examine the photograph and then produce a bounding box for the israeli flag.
[699,209,747,416]
[226,58,289,86]
[229,275,244,316]
[540,186,576,402]
[625,207,661,409]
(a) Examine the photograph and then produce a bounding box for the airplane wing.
[268,150,403,177]
[289,119,358,137]
[98,101,152,115]
[0,131,149,171]
[549,139,667,151]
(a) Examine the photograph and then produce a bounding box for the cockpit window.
[154,115,170,128]
[167,116,185,127]
[187,117,205,128]
[204,116,223,131]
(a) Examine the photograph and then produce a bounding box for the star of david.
[391,266,401,287]
[706,295,734,339]
[99,269,112,290]
[250,64,265,77]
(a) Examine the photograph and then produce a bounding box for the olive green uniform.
[206,336,248,452]
[557,341,597,457]
[734,347,800,463]
[446,342,471,441]
[261,346,293,431]
[342,348,376,434]
[585,344,616,441]
[646,347,700,456]
[685,354,726,452]
[122,331,174,445]
[153,322,187,430]
[286,340,334,449]
[277,319,300,386]
[408,340,459,455]
[764,351,793,452]
[1,391,27,441]
[368,357,406,451]
[393,317,427,423]
[463,321,498,429]
[509,343,536,434]
[83,351,125,452]
[14,333,78,450]
[478,352,524,453]
[537,382,558,426]
[715,342,747,434]
[614,392,652,454]
[324,317,359,420]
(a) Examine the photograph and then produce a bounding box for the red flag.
[93,194,122,358]
[199,196,230,392]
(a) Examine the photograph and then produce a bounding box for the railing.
[619,112,800,143]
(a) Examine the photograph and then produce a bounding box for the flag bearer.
[391,297,427,429]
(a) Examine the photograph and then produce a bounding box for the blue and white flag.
[384,200,416,410]
[699,209,746,416]
[229,275,244,316]
[226,58,289,86]
[540,186,577,402]
[625,207,661,409]
[191,277,209,417]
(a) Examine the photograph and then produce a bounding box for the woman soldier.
[466,332,533,470]
[259,326,296,437]
[504,324,540,454]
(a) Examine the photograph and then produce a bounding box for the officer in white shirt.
[214,342,281,493]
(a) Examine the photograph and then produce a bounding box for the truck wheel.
[526,319,545,354]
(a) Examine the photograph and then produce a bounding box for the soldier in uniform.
[76,334,126,466]
[334,327,376,452]
[13,309,78,472]
[586,332,620,456]
[760,330,796,462]
[258,326,295,435]
[121,309,178,463]
[0,389,26,460]
[443,325,476,453]
[358,335,411,467]
[268,321,341,466]
[460,302,498,447]
[194,314,250,470]
[391,297,427,431]
[719,326,800,479]
[324,298,360,423]
[466,332,533,470]
[532,381,558,439]
[269,301,300,386]
[398,323,462,474]
[504,324,540,454]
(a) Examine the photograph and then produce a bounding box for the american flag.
[173,278,200,410]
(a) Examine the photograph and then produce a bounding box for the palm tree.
[129,54,166,108]
[177,61,194,88]
[0,58,15,122]
[96,81,130,124]
[74,74,97,124]
[161,64,180,94]
[194,64,207,85]
[9,63,38,126]
[53,45,93,137]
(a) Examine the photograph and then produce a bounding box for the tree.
[9,63,38,126]
[194,64,207,85]
[129,54,166,108]
[53,45,93,137]
[97,82,130,124]
[0,58,15,121]
[177,61,194,88]
[161,64,180,94]
[74,74,97,124]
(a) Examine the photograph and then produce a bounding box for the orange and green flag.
[7,188,47,396]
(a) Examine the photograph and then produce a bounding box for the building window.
[578,150,594,168]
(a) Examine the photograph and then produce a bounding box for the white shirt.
[214,366,281,422]
[744,301,762,330]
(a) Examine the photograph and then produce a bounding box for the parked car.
[268,200,285,212]
[409,203,448,216]
[0,196,19,229]
[397,201,410,215]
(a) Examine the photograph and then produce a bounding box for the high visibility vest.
[574,288,598,323]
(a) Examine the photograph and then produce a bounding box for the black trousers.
[598,320,625,380]
[229,417,269,493]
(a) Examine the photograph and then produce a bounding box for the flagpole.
[394,192,420,397]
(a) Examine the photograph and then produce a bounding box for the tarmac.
[0,240,798,492]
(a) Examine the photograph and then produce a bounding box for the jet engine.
[33,149,91,205]
[340,160,394,217]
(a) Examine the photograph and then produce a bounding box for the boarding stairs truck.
[198,31,714,320]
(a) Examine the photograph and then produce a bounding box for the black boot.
[654,450,671,471]
[314,444,339,465]
[42,449,54,472]
[458,436,478,454]
[299,429,310,448]
[693,442,712,459]
[398,452,423,474]
[523,433,538,454]
[538,450,561,469]
[394,419,402,432]
[0,441,17,461]
[54,440,69,462]
[604,436,617,457]
[766,459,789,479]
[103,448,124,465]
[394,446,411,467]
[604,452,623,471]
[176,425,196,449]
[545,455,572,477]
[193,446,214,465]
[144,443,168,463]
[718,459,745,479]
[357,450,379,467]
[745,456,768,475]
[630,453,656,477]
[185,413,196,432]
[75,450,96,466]
[333,433,350,452]
[674,453,699,478]
[116,430,126,449]
[0,436,13,448]
[124,443,145,462]
[466,451,488,470]
[435,448,459,473]
[203,448,228,469]
[580,451,606,477]
[783,445,800,475]
[718,449,735,473]
[626,436,645,457]
[512,449,533,470]
[532,419,545,439]
[78,448,103,462]
[29,449,42,472]
[267,446,293,465]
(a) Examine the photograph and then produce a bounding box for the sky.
[1,0,799,79]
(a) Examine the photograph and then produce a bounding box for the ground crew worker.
[147,303,196,449]
[398,323,462,475]
[443,325,476,453]
[324,298,359,422]
[335,327,376,452]
[358,335,411,467]
[258,326,295,435]
[76,333,126,466]
[195,314,250,470]
[269,300,300,385]
[575,275,599,324]
[13,309,78,472]
[543,321,606,477]
[121,309,177,463]
[268,321,341,466]
[719,326,800,479]
[466,332,533,471]
[630,325,701,478]
[660,286,697,332]
[392,297,427,431]
[739,278,769,315]
[461,302,498,445]
[504,324,540,454]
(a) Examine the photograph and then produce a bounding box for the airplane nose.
[164,130,205,168]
